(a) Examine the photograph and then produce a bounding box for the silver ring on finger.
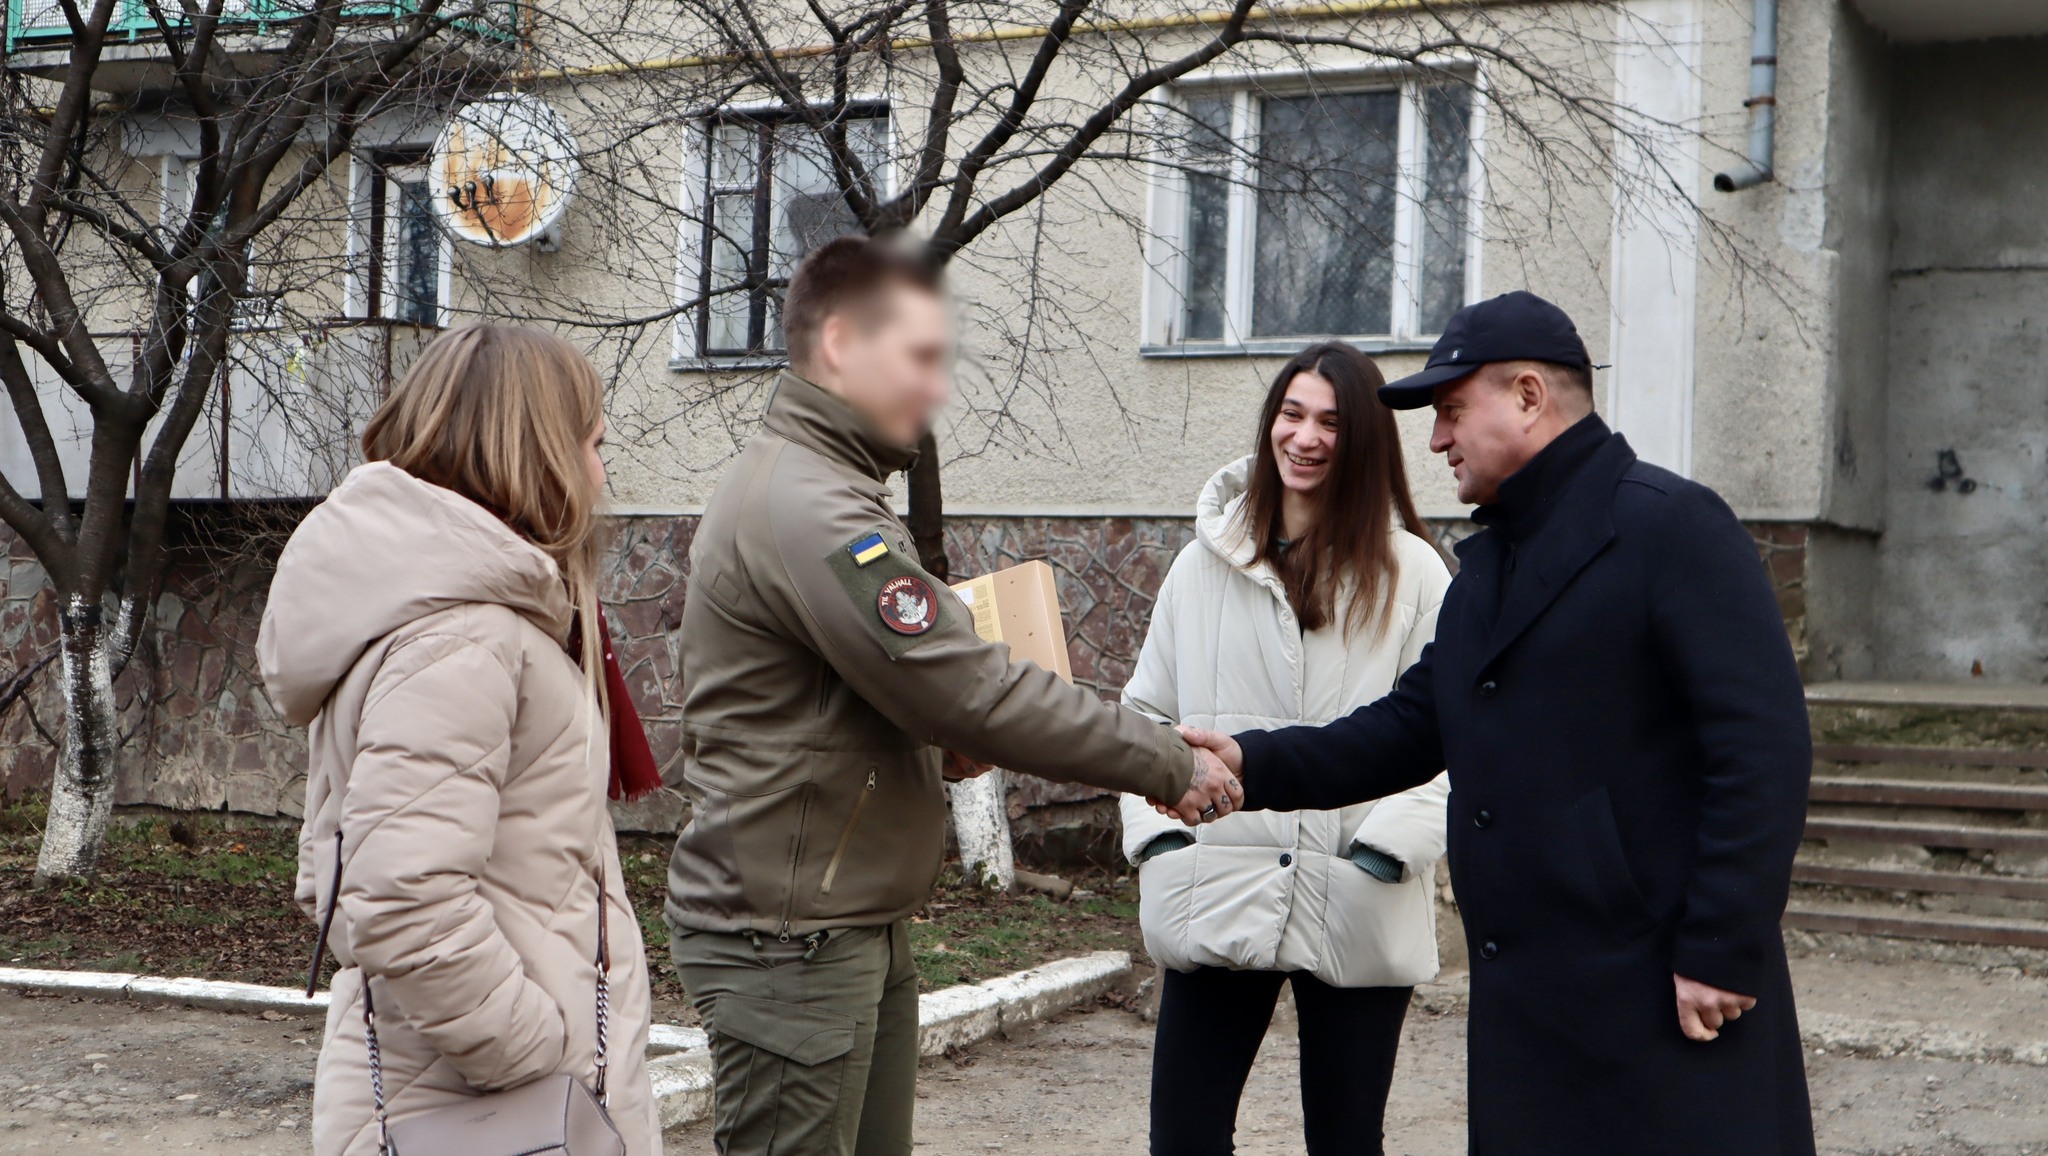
[1200,804,1218,820]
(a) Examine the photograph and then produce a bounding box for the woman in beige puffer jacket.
[259,325,659,1155]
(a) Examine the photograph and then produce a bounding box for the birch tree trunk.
[33,595,124,885]
[950,768,1015,891]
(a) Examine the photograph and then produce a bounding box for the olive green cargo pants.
[670,922,918,1156]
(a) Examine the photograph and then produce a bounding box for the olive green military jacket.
[665,373,1198,937]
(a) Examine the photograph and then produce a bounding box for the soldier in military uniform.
[665,235,1239,1156]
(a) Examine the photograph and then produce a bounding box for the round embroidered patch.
[877,574,938,636]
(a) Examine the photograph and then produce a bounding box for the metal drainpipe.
[1714,0,1778,192]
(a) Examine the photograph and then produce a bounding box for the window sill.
[668,355,790,374]
[1140,337,1438,359]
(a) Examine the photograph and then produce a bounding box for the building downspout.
[1714,0,1778,192]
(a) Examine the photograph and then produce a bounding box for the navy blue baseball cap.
[1377,291,1593,410]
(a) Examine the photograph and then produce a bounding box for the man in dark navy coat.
[1179,292,1815,1155]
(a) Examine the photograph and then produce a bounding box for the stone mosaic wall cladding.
[0,512,1808,839]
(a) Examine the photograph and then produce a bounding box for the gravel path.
[0,991,315,1154]
[4,952,2048,1155]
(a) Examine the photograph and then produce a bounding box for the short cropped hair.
[782,235,944,371]
[1545,360,1595,401]
[1498,359,1596,417]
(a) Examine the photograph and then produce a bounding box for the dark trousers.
[1150,966,1411,1156]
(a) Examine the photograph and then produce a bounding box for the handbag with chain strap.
[308,830,626,1155]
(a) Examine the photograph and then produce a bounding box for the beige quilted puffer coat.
[259,462,659,1155]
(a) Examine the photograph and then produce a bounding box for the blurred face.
[1429,366,1542,505]
[1270,370,1340,499]
[583,417,607,496]
[820,284,955,448]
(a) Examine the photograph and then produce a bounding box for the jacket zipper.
[818,769,879,897]
[778,786,813,941]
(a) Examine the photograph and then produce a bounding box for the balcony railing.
[4,0,520,54]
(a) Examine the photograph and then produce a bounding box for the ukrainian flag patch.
[848,532,890,567]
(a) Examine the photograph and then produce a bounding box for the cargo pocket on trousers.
[708,993,861,1150]
[713,993,858,1065]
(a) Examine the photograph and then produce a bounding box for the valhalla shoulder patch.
[876,574,938,636]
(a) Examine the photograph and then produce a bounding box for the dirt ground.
[4,951,2048,1156]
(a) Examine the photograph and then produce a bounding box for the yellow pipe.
[519,0,1501,83]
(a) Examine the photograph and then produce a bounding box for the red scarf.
[578,608,663,802]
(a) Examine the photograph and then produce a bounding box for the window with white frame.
[159,154,280,331]
[1145,75,1478,350]
[348,151,447,327]
[678,105,889,360]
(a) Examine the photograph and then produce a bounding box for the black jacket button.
[1479,680,1499,699]
[1475,809,1494,829]
[1480,940,1500,961]
[1279,853,1294,867]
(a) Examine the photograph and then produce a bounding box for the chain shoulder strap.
[594,863,612,1106]
[363,981,393,1154]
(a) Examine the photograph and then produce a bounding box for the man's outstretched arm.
[1184,642,1446,813]
[766,508,1239,824]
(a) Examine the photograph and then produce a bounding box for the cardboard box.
[950,560,1073,682]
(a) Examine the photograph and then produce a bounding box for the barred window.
[681,106,889,360]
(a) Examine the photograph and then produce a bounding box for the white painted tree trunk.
[950,768,1015,891]
[33,596,123,885]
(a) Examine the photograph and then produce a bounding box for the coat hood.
[258,462,573,725]
[1195,455,1262,570]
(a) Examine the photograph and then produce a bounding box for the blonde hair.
[361,324,608,699]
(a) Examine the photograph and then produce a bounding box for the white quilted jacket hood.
[1119,455,1453,988]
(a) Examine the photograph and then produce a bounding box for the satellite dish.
[431,93,579,248]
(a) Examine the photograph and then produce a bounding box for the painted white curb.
[0,967,336,1013]
[1,950,1135,1130]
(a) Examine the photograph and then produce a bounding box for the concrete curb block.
[1802,1011,2048,1067]
[646,1053,716,1129]
[647,1023,710,1057]
[972,952,1134,1043]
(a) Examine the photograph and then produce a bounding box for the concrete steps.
[1788,684,2048,958]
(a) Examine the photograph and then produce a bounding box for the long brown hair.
[1231,341,1435,639]
[361,324,608,690]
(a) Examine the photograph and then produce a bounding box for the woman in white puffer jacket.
[1120,341,1450,1156]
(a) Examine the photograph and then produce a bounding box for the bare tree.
[0,0,533,881]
